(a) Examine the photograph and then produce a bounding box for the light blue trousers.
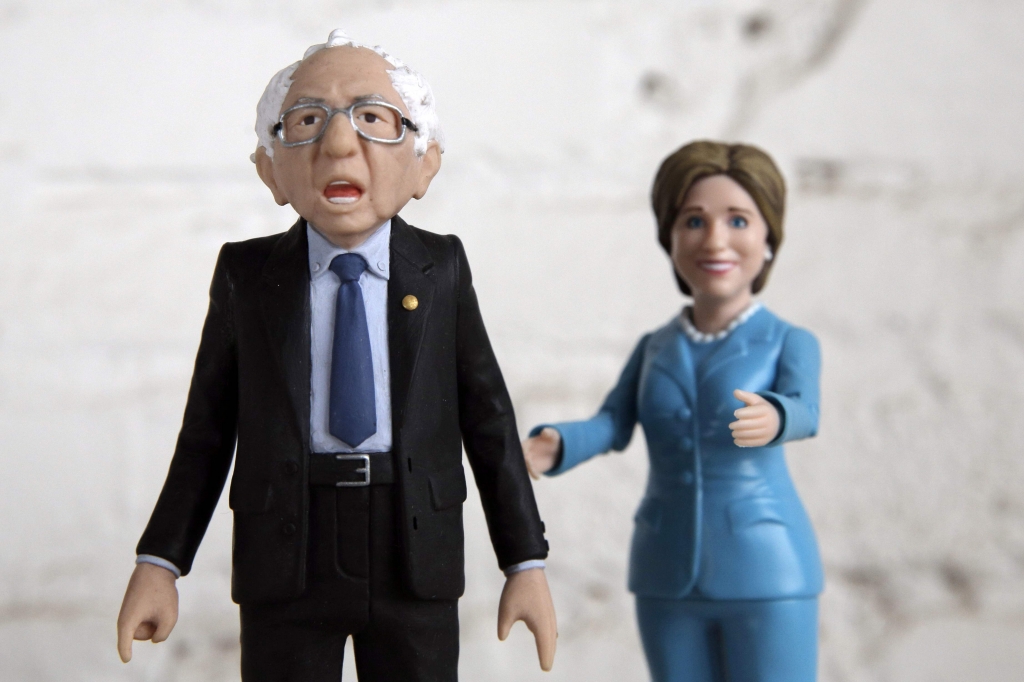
[635,597,818,682]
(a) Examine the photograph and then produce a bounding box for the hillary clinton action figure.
[524,141,822,682]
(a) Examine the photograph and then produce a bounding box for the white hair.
[255,29,444,158]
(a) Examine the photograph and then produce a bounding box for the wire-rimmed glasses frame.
[273,100,419,148]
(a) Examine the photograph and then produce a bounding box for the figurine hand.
[729,389,781,447]
[116,562,179,663]
[522,427,561,479]
[497,567,557,671]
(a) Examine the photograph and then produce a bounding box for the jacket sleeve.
[451,237,548,569]
[759,326,821,446]
[531,333,651,475]
[136,245,240,576]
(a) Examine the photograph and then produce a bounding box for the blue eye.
[684,216,705,229]
[729,215,748,228]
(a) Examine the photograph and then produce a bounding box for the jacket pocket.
[727,497,786,534]
[428,464,467,511]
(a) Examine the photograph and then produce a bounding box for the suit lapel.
[648,318,697,409]
[697,307,774,390]
[387,216,436,439]
[260,218,312,449]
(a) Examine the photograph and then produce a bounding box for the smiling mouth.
[698,261,737,273]
[324,181,363,204]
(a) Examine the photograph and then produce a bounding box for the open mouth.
[323,181,363,204]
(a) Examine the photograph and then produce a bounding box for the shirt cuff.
[136,554,182,578]
[503,559,546,577]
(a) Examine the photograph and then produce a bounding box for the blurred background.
[1,0,1023,680]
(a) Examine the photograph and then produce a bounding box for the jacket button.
[282,523,296,536]
[682,437,693,450]
[682,471,694,485]
[284,461,299,475]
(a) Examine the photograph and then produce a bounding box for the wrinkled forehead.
[284,46,405,112]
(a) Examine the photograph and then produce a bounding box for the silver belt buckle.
[334,453,371,487]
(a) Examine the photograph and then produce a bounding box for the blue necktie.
[328,253,376,447]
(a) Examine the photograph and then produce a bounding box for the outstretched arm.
[524,333,652,477]
[729,327,822,447]
[497,568,557,671]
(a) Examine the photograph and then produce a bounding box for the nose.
[702,218,730,252]
[320,112,360,159]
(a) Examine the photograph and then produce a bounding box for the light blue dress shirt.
[307,220,393,453]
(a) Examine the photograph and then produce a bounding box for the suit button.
[282,523,296,536]
[677,407,692,420]
[682,437,693,450]
[682,471,694,485]
[284,461,299,475]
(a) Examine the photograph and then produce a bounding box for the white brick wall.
[1,1,1022,680]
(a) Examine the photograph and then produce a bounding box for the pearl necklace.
[679,302,761,343]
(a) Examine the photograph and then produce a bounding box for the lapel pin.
[402,295,419,311]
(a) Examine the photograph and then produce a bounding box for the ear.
[411,141,442,200]
[254,146,290,206]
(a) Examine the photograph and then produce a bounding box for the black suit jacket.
[137,216,548,604]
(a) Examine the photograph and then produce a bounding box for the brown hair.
[651,140,785,295]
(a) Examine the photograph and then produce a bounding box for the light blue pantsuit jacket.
[534,306,823,680]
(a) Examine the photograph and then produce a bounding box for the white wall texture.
[1,1,1023,680]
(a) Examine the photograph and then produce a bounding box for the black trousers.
[239,484,459,682]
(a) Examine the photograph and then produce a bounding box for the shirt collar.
[307,219,391,281]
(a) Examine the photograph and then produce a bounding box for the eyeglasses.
[274,100,419,147]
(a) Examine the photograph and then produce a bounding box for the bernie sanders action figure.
[116,29,556,682]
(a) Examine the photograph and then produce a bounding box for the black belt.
[308,452,395,487]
